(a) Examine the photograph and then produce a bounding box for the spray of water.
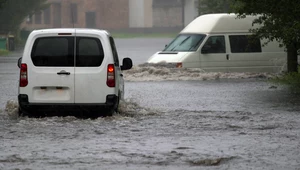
[124,63,276,82]
[4,100,19,119]
[117,99,159,117]
[3,99,158,119]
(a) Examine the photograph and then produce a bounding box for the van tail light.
[107,64,115,87]
[20,64,28,87]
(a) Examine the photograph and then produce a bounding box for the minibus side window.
[202,36,226,53]
[229,35,262,53]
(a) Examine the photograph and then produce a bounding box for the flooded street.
[0,38,300,170]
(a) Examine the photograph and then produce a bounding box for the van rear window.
[31,36,104,67]
[31,37,74,67]
[76,37,104,67]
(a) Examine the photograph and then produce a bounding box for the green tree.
[232,0,300,72]
[0,0,48,34]
[198,0,234,15]
[0,0,7,9]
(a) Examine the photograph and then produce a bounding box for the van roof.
[181,13,260,34]
[30,28,111,36]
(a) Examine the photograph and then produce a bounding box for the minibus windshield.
[163,34,206,52]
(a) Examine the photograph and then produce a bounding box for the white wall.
[129,0,145,27]
[129,0,196,28]
[184,0,198,26]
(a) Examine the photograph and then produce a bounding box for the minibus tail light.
[20,64,28,87]
[176,63,183,68]
[107,64,115,87]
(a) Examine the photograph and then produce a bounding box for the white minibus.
[147,13,286,73]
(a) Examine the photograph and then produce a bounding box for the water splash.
[123,63,276,82]
[2,99,158,119]
[118,99,159,117]
[5,100,19,119]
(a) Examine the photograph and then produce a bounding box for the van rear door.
[74,33,111,104]
[27,35,75,103]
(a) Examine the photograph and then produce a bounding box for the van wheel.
[104,108,114,117]
[18,108,22,116]
[18,108,28,117]
[103,97,119,117]
[114,95,120,113]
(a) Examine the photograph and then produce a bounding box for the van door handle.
[57,70,70,75]
[226,54,229,60]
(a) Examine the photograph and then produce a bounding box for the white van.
[17,28,132,118]
[147,13,286,73]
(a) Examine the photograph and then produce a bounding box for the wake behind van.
[147,13,286,73]
[17,28,133,118]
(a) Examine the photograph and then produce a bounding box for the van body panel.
[200,53,229,71]
[181,13,259,34]
[147,52,188,63]
[28,67,75,103]
[181,52,201,68]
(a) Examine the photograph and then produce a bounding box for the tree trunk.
[287,44,298,73]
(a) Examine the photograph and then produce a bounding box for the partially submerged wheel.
[18,107,28,117]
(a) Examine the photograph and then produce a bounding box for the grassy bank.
[0,49,10,56]
[271,72,300,91]
[111,32,177,39]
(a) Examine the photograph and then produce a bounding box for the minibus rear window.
[164,34,206,52]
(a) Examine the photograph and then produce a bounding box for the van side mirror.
[121,58,133,71]
[17,57,22,68]
[201,45,211,54]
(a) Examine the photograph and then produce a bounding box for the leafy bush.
[0,49,9,56]
[271,72,300,90]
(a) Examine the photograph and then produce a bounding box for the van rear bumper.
[18,94,118,116]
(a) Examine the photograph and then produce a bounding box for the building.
[21,0,198,32]
[21,0,129,31]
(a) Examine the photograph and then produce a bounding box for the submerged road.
[0,38,299,170]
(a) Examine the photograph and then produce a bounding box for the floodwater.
[0,38,300,170]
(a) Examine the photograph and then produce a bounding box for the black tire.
[114,95,120,113]
[104,108,114,117]
[18,107,28,117]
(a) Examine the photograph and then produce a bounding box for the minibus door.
[200,35,228,72]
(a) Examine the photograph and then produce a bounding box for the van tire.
[18,108,27,117]
[103,94,120,117]
[18,108,22,116]
[104,108,114,117]
[114,92,121,113]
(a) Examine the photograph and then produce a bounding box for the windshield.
[163,34,206,52]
